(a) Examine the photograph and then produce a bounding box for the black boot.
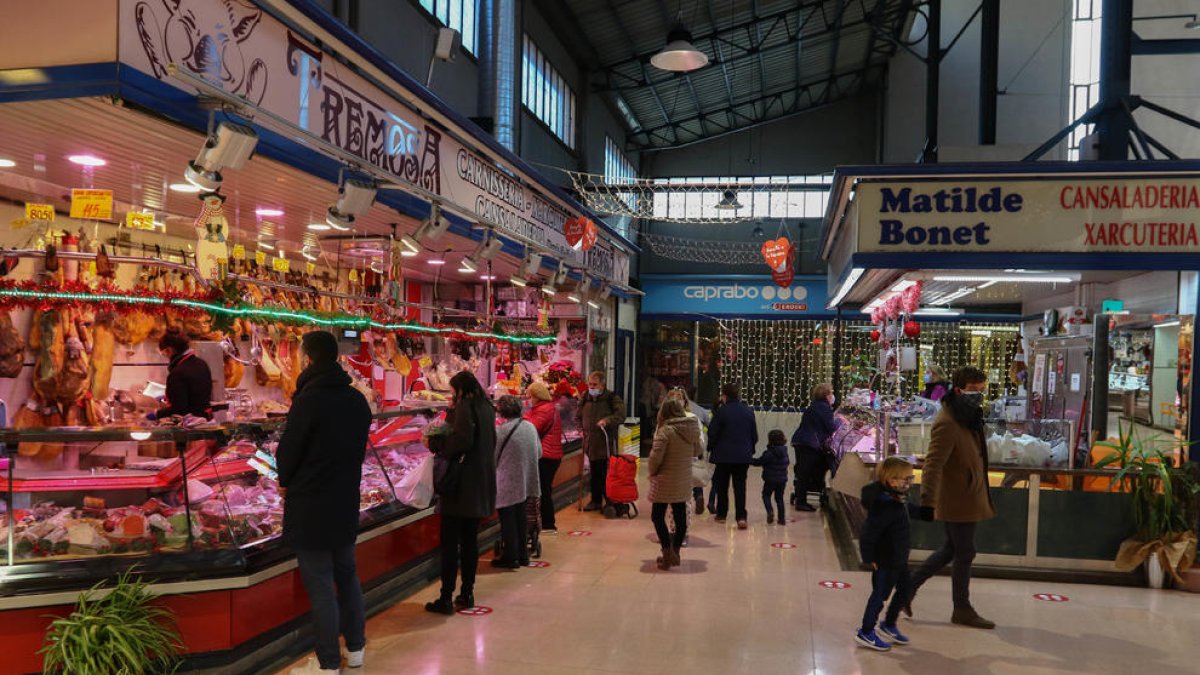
[425,593,455,615]
[453,590,475,609]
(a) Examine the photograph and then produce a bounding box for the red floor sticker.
[567,530,593,537]
[457,606,494,616]
[818,580,852,590]
[770,543,797,549]
[525,561,551,568]
[1033,593,1069,602]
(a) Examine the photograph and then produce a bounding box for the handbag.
[434,403,477,496]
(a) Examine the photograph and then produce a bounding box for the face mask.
[961,391,985,407]
[827,394,836,406]
[924,374,932,384]
[588,387,603,397]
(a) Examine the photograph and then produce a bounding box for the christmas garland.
[0,280,555,345]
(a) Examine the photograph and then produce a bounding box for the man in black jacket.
[149,328,213,420]
[277,331,373,673]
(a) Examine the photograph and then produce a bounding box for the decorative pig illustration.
[135,0,268,104]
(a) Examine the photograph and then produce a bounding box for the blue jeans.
[295,545,366,669]
[861,565,911,633]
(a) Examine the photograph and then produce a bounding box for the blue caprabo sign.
[641,277,830,316]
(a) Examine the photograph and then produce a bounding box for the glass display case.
[0,407,437,591]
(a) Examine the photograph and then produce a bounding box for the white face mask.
[588,387,603,397]
[828,394,836,406]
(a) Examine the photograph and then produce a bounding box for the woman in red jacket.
[525,382,562,533]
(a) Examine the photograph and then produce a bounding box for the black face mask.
[960,391,985,407]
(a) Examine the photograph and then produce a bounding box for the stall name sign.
[116,0,627,285]
[69,189,113,220]
[126,211,155,230]
[856,178,1200,253]
[641,277,830,316]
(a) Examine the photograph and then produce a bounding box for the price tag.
[126,211,155,230]
[25,203,55,221]
[418,355,433,368]
[349,269,359,282]
[306,262,316,274]
[231,244,245,260]
[254,251,266,266]
[272,256,290,273]
[86,261,97,276]
[69,189,113,220]
[10,218,30,230]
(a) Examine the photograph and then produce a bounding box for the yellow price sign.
[418,356,433,368]
[125,211,155,230]
[272,256,290,273]
[231,244,246,260]
[306,262,316,275]
[25,203,55,221]
[69,189,113,220]
[86,261,97,276]
[254,250,266,266]
[348,269,359,282]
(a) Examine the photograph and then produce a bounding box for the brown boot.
[669,547,682,567]
[951,606,996,629]
[657,547,672,570]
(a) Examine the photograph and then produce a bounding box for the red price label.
[1033,593,1069,602]
[567,530,592,537]
[457,606,494,616]
[525,561,551,568]
[818,580,852,590]
[771,543,797,549]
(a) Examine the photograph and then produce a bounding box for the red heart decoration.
[771,263,794,288]
[761,237,790,272]
[904,320,921,338]
[579,220,598,251]
[870,329,881,343]
[565,217,587,248]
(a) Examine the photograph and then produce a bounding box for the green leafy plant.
[40,568,183,674]
[1094,423,1200,540]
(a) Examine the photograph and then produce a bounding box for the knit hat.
[301,330,339,363]
[527,381,552,401]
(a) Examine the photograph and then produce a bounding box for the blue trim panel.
[641,274,827,282]
[850,252,1200,271]
[0,63,121,103]
[273,0,638,252]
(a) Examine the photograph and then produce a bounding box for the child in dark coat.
[751,430,791,525]
[855,457,931,651]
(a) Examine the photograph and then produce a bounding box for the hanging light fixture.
[510,248,543,288]
[715,189,742,210]
[568,272,590,304]
[541,260,566,296]
[651,25,709,72]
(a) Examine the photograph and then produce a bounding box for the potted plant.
[40,568,183,673]
[1095,424,1200,588]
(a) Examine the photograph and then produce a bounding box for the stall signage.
[125,211,155,230]
[641,277,830,316]
[231,245,245,260]
[69,189,113,220]
[254,251,266,266]
[272,257,290,273]
[116,0,628,285]
[855,178,1200,253]
[25,203,55,221]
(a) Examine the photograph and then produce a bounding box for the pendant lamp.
[651,26,709,72]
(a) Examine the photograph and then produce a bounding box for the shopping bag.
[691,457,714,487]
[397,453,436,509]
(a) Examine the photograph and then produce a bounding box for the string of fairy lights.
[710,319,1021,408]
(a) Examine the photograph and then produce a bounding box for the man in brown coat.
[907,366,997,629]
[579,371,625,511]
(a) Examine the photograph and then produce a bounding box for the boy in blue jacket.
[751,430,791,525]
[855,457,932,651]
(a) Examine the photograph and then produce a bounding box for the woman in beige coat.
[649,399,704,570]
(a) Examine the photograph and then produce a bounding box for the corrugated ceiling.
[564,0,916,149]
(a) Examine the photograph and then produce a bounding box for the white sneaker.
[291,657,340,674]
[346,650,364,668]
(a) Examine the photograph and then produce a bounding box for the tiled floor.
[282,470,1200,675]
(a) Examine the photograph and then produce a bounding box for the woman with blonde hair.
[664,388,710,515]
[649,398,704,569]
[922,364,951,402]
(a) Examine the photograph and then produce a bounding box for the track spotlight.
[568,272,590,304]
[541,260,566,296]
[326,176,377,230]
[184,121,258,193]
[511,248,543,287]
[459,231,502,273]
